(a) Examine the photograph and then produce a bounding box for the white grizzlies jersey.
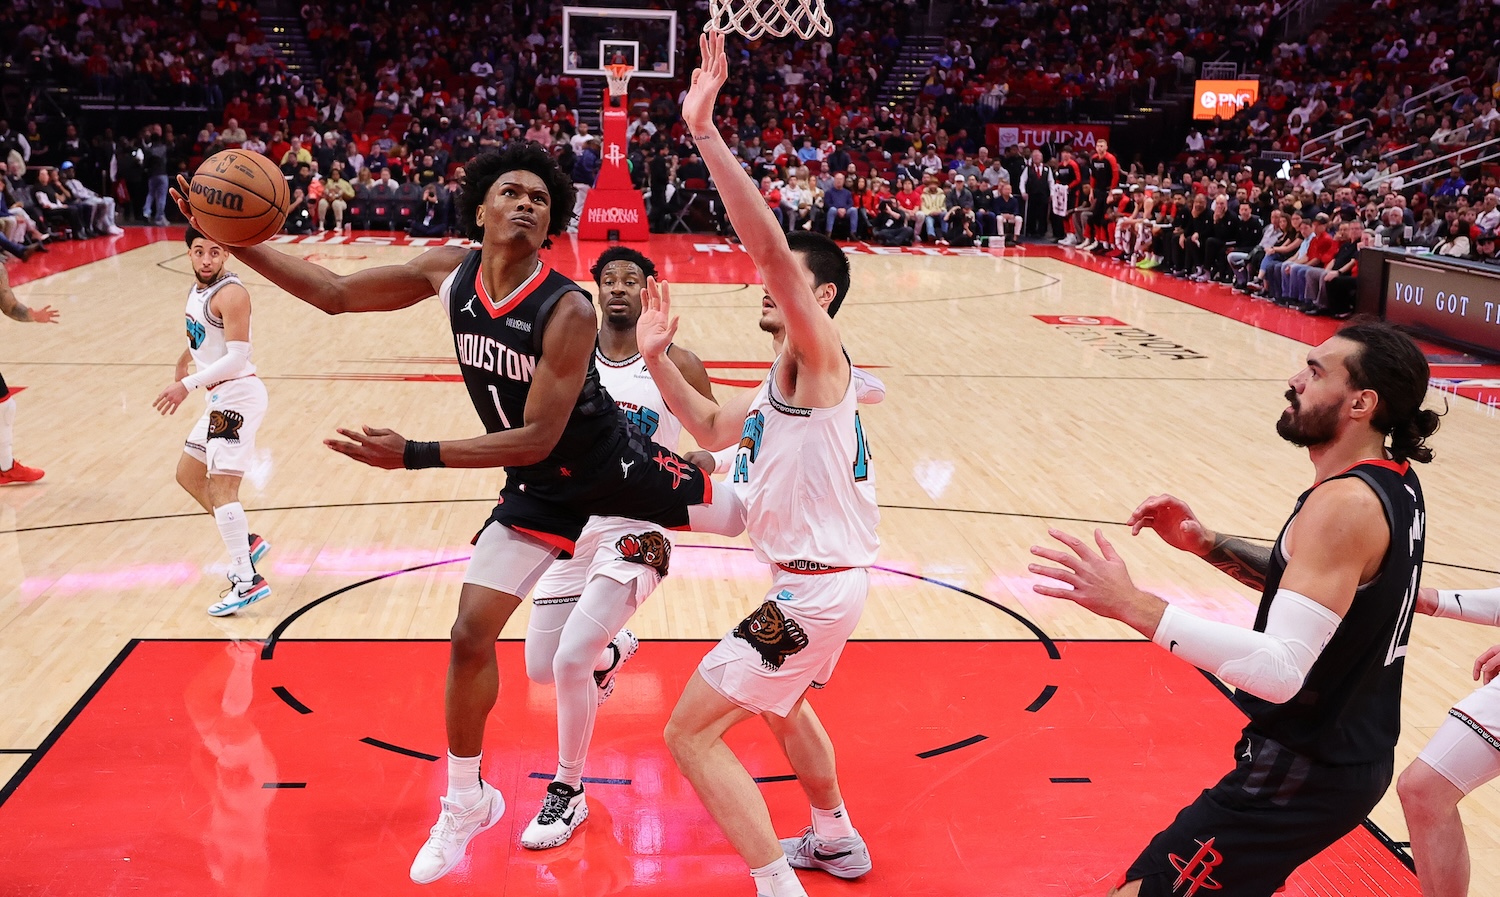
[185,274,254,379]
[731,360,879,568]
[596,347,682,451]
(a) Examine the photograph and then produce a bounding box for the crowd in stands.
[0,0,1495,319]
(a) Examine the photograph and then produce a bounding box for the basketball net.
[604,63,634,100]
[706,0,832,39]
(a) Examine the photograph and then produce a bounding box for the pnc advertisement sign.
[1193,79,1260,120]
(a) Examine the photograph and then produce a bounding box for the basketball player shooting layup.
[518,246,718,851]
[636,32,879,897]
[153,228,272,617]
[1398,581,1500,897]
[172,143,746,884]
[1030,321,1438,897]
[0,263,58,485]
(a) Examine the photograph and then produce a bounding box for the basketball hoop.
[604,63,635,99]
[706,0,832,40]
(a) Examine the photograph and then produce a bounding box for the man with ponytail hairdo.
[1031,319,1437,896]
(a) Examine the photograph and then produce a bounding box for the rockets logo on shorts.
[734,600,809,670]
[616,531,671,577]
[207,409,245,442]
[652,450,694,489]
[1167,837,1224,896]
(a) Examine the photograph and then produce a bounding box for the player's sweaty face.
[483,170,551,247]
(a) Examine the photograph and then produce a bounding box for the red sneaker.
[0,461,44,484]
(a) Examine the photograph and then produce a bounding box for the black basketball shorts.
[1125,732,1392,897]
[478,411,710,558]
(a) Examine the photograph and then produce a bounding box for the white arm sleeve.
[852,367,886,405]
[182,341,253,390]
[1152,588,1342,704]
[1434,588,1500,626]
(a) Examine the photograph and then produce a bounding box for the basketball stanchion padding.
[187,150,290,247]
[706,0,832,39]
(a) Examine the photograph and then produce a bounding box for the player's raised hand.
[637,276,679,361]
[1030,527,1136,605]
[29,304,59,323]
[1030,528,1164,637]
[169,174,205,231]
[325,425,407,469]
[683,30,729,136]
[1475,645,1500,684]
[1127,494,1215,556]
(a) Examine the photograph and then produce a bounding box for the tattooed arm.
[0,265,59,324]
[1201,534,1272,591]
[1127,494,1270,591]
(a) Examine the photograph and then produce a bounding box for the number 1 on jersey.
[487,385,513,429]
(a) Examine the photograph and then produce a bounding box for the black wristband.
[403,440,445,469]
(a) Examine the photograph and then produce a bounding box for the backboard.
[562,6,678,79]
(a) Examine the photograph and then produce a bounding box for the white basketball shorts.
[532,516,674,604]
[183,376,267,476]
[1419,676,1500,794]
[699,565,868,718]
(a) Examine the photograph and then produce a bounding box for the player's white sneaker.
[520,781,589,850]
[208,573,271,617]
[409,781,505,884]
[1060,233,1078,245]
[780,826,872,879]
[594,628,639,706]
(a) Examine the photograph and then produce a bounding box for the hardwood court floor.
[2,232,1499,893]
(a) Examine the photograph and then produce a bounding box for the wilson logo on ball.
[191,182,246,212]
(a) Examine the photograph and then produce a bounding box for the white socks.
[446,752,483,807]
[214,502,254,580]
[750,855,806,897]
[0,397,14,471]
[812,803,857,839]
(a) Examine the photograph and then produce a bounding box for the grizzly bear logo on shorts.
[616,531,671,577]
[734,600,809,671]
[207,409,244,442]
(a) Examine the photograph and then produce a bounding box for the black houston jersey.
[444,250,615,470]
[1240,459,1426,766]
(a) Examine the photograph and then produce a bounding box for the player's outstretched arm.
[1035,480,1386,705]
[637,278,756,451]
[326,294,599,469]
[1419,586,1500,624]
[0,265,58,323]
[683,31,842,372]
[171,174,463,314]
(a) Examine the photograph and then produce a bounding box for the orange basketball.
[187,150,290,247]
